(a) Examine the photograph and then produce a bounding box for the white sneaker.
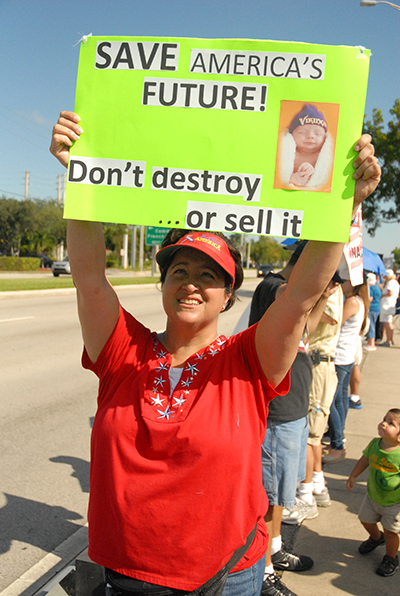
[282,497,318,525]
[313,486,331,507]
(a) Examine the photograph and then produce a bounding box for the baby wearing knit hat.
[278,103,334,191]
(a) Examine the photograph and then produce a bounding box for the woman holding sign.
[50,111,380,596]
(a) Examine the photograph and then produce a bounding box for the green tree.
[0,197,34,255]
[20,199,66,256]
[103,223,128,252]
[0,197,67,257]
[250,237,286,265]
[392,247,400,270]
[363,99,400,234]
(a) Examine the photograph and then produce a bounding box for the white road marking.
[0,316,35,323]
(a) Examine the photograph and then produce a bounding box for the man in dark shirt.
[250,242,332,596]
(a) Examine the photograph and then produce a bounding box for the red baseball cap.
[156,232,236,285]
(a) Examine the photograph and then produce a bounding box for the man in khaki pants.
[283,285,343,523]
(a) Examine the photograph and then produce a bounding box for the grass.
[0,276,158,292]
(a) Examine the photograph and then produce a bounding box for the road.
[0,279,259,592]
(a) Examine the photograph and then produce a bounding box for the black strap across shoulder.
[105,522,258,596]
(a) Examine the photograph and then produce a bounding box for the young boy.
[347,409,400,577]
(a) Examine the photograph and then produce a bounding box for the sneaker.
[349,397,363,409]
[313,486,331,507]
[363,345,377,351]
[322,450,345,464]
[358,532,385,554]
[282,497,318,525]
[261,572,297,596]
[272,546,314,572]
[376,554,399,577]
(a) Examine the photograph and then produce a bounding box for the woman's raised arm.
[255,134,381,387]
[50,112,120,363]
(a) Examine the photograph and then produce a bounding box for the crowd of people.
[49,110,400,596]
[247,242,400,592]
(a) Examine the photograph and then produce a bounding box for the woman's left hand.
[352,134,381,215]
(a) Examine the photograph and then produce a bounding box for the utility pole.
[63,172,66,205]
[24,171,29,201]
[131,226,137,270]
[57,174,61,204]
[139,226,145,271]
[122,232,129,269]
[246,237,252,269]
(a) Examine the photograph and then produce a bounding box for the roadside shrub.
[106,252,119,268]
[0,256,41,271]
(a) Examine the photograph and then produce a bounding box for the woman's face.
[292,124,326,153]
[162,247,231,330]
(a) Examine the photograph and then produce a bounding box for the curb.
[0,526,88,596]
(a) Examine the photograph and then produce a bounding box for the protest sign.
[337,205,364,285]
[64,36,371,242]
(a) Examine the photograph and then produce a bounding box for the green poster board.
[65,36,370,242]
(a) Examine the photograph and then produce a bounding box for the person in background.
[248,241,337,596]
[349,361,362,409]
[379,270,399,347]
[282,284,343,523]
[364,272,381,352]
[323,278,369,464]
[347,409,400,578]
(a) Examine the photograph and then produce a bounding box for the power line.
[0,188,25,198]
[0,124,49,153]
[0,102,51,137]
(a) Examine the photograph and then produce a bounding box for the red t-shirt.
[83,307,290,591]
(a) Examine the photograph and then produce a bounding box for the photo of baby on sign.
[274,100,340,192]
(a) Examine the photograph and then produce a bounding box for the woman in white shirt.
[380,269,400,347]
[323,279,369,464]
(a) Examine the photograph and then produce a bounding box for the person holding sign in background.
[50,111,380,596]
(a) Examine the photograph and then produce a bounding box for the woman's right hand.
[50,111,83,168]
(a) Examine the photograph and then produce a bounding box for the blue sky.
[1,0,399,257]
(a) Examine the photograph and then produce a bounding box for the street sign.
[146,226,170,245]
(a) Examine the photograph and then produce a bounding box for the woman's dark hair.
[159,228,244,312]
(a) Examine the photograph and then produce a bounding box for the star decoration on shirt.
[151,394,165,406]
[155,362,169,372]
[185,362,199,375]
[157,406,174,420]
[147,331,228,422]
[154,375,166,388]
[173,394,186,408]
